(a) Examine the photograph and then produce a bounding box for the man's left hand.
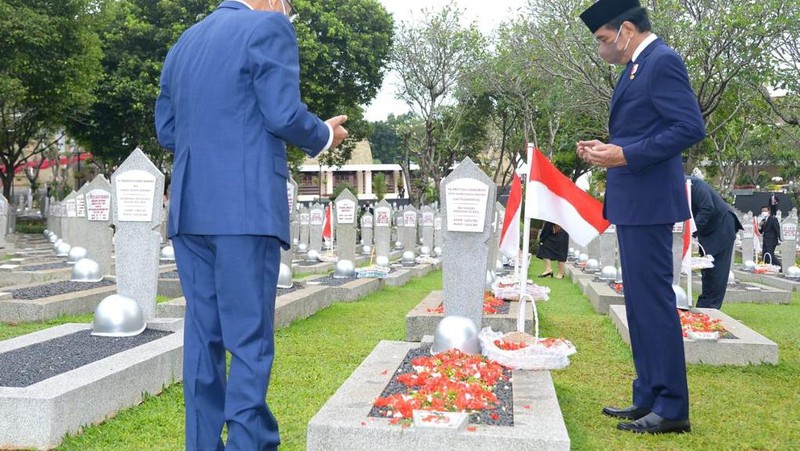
[583,143,627,168]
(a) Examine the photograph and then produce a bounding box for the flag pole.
[686,179,693,308]
[517,143,535,333]
[518,216,532,332]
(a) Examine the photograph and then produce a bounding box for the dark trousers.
[173,234,281,451]
[697,216,736,309]
[617,224,689,421]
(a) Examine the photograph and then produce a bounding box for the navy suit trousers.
[697,213,737,309]
[617,224,689,421]
[173,234,281,451]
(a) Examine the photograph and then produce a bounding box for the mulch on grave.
[0,329,172,387]
[10,279,115,300]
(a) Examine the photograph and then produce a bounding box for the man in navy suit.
[578,0,705,434]
[687,176,743,309]
[155,1,348,449]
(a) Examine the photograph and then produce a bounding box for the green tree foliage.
[289,0,393,169]
[372,172,386,201]
[368,113,408,164]
[0,0,104,198]
[391,3,485,203]
[69,0,392,173]
[329,182,356,201]
[68,0,218,171]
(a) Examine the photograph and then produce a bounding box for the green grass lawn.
[2,262,799,450]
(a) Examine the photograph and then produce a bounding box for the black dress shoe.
[602,405,651,420]
[617,412,691,434]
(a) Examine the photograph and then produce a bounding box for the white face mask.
[599,26,632,65]
[612,26,631,55]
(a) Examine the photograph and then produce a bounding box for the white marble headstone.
[440,158,496,329]
[111,148,165,323]
[79,175,114,276]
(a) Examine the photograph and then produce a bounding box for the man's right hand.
[326,115,349,149]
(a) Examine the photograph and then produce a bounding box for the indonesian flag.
[499,173,522,259]
[681,179,697,273]
[322,203,333,242]
[524,145,610,246]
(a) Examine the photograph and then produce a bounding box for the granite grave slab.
[610,305,778,365]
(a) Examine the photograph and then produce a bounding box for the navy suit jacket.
[155,1,329,248]
[687,176,743,255]
[605,38,706,225]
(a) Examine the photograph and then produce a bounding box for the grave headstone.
[309,203,324,253]
[417,205,424,246]
[299,207,310,249]
[63,191,78,246]
[334,188,358,263]
[440,157,496,329]
[421,206,435,249]
[288,177,299,248]
[392,208,403,244]
[80,175,114,276]
[68,188,88,249]
[374,200,392,259]
[433,212,443,250]
[360,212,373,247]
[111,148,165,322]
[672,221,684,283]
[282,178,299,268]
[160,199,169,244]
[599,225,617,267]
[489,202,504,271]
[8,208,15,234]
[741,212,755,264]
[780,209,797,273]
[401,205,418,251]
[587,234,600,260]
[41,192,49,219]
[0,196,7,247]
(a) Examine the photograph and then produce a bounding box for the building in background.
[297,140,417,203]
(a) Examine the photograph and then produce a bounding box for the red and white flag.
[524,145,610,246]
[322,203,333,242]
[499,173,523,259]
[681,179,697,273]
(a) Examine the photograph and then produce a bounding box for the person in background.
[760,194,782,268]
[687,176,743,309]
[536,221,569,279]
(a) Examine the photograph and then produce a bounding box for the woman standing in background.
[537,221,569,279]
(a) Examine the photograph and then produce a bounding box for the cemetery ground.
[1,263,798,450]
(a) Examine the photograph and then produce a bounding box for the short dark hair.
[604,7,652,33]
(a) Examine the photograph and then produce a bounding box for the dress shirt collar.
[632,33,658,62]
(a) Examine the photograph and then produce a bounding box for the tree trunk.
[2,163,15,200]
